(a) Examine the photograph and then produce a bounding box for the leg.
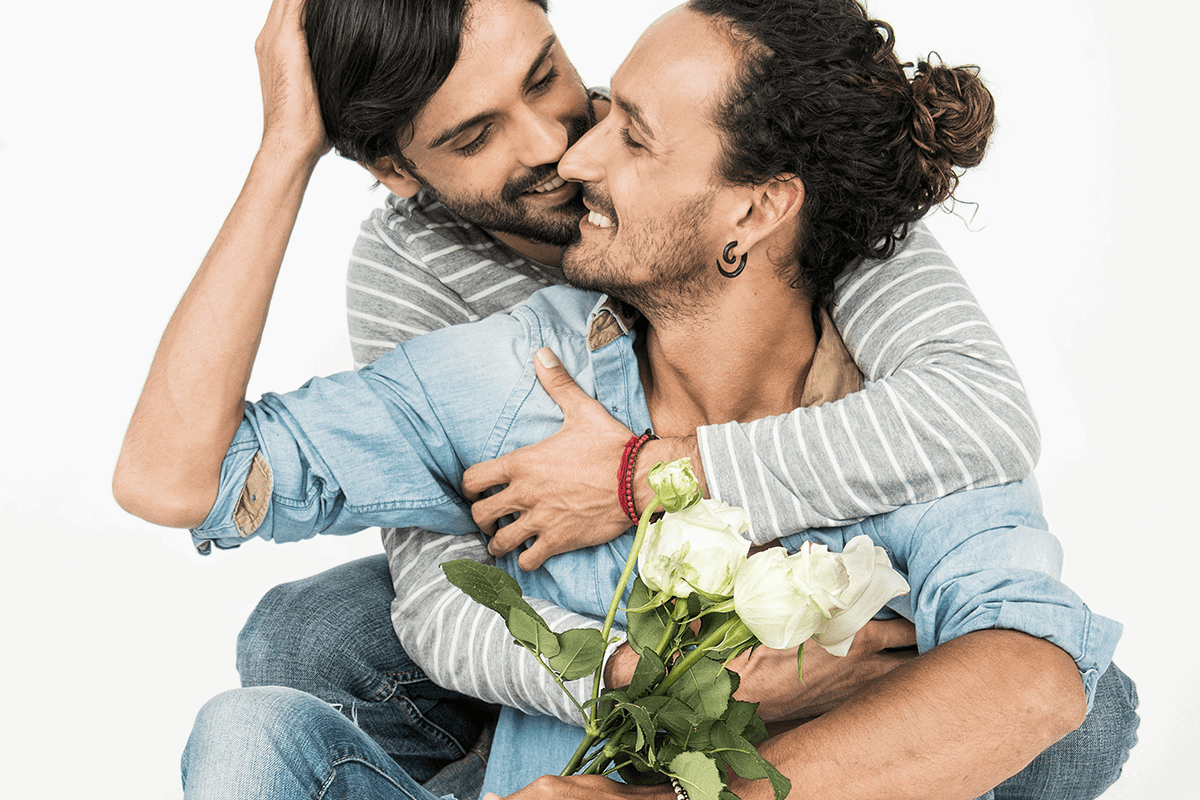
[237,553,498,783]
[991,662,1139,800]
[182,686,447,800]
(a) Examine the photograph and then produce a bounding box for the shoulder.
[358,191,501,259]
[393,286,603,374]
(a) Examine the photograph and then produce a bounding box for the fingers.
[489,516,535,559]
[517,535,569,572]
[470,484,522,537]
[534,348,594,419]
[462,457,512,502]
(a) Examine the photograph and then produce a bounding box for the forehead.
[408,0,554,146]
[611,8,739,153]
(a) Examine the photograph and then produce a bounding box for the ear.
[361,157,424,198]
[732,174,805,254]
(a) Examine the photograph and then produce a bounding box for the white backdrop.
[0,0,1195,796]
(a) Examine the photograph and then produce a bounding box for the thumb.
[876,617,918,650]
[534,348,592,418]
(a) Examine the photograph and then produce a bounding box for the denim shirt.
[194,285,1120,792]
[196,286,652,619]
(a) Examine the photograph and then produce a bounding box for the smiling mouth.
[586,210,616,229]
[526,173,567,194]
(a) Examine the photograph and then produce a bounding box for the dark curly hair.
[304,0,550,167]
[688,0,995,309]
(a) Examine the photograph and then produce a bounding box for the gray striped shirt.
[353,190,1038,725]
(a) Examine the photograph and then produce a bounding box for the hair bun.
[910,58,996,205]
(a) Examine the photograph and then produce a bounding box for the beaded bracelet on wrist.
[618,429,657,524]
[670,777,690,800]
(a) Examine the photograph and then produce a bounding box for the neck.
[490,230,567,268]
[639,275,818,437]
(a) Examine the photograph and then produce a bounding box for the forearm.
[114,146,320,527]
[739,630,1085,800]
[695,227,1040,542]
[386,528,621,725]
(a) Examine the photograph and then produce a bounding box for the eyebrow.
[426,34,559,151]
[613,94,657,142]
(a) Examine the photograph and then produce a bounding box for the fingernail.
[537,348,561,369]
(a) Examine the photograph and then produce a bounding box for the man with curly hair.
[116,1,1136,798]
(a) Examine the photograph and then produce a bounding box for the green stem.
[560,730,601,777]
[590,496,662,707]
[517,642,589,723]
[655,601,690,658]
[653,617,744,697]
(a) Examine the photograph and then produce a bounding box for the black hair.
[305,0,550,166]
[688,0,994,309]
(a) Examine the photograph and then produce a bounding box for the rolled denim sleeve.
[187,287,604,555]
[868,479,1121,711]
[188,322,532,553]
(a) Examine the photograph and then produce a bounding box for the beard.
[562,186,723,324]
[424,113,594,247]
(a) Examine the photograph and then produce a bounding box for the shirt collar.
[586,295,640,351]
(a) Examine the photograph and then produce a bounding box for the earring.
[718,240,747,278]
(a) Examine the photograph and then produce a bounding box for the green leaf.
[627,578,673,654]
[442,560,560,658]
[628,646,666,700]
[670,751,724,800]
[657,740,684,773]
[647,696,702,743]
[614,701,657,751]
[549,627,606,681]
[675,717,715,753]
[721,699,759,740]
[666,655,731,719]
[507,606,561,658]
[709,721,792,800]
[441,559,522,614]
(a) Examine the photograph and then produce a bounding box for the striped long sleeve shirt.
[351,190,1039,725]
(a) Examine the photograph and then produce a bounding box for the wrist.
[602,641,638,690]
[257,131,327,172]
[633,436,706,514]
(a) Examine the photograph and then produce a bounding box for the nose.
[558,121,604,185]
[516,105,568,168]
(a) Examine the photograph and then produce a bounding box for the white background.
[1,0,1196,796]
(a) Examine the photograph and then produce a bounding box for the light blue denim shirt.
[193,285,1120,793]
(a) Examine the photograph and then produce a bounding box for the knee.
[182,687,328,791]
[236,577,326,688]
[1075,663,1140,793]
[236,555,399,693]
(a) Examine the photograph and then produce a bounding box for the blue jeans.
[233,555,498,799]
[195,553,1138,800]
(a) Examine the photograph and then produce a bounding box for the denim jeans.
[234,554,498,799]
[198,553,1138,800]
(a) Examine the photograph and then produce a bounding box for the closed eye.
[530,66,559,96]
[621,128,644,150]
[458,123,493,157]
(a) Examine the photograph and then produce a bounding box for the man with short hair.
[116,1,1135,798]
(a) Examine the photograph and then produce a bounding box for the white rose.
[733,535,909,654]
[646,458,703,513]
[637,499,751,598]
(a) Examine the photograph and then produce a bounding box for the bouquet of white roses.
[444,459,909,800]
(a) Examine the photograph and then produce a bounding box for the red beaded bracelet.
[618,429,658,524]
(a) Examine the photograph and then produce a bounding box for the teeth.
[529,174,567,193]
[587,210,615,229]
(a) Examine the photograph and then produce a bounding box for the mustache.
[580,185,618,226]
[501,113,593,202]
